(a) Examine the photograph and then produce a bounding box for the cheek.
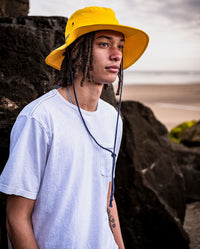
[93,50,106,64]
[93,56,104,72]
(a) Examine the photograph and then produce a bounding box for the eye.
[99,42,109,48]
[118,44,124,50]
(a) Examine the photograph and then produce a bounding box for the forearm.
[6,217,39,249]
[107,199,125,249]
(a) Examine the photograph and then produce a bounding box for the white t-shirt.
[0,89,122,249]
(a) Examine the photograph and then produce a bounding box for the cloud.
[121,0,200,30]
[158,0,200,29]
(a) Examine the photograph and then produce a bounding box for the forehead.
[94,30,124,41]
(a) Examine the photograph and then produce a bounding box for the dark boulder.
[171,143,200,202]
[115,101,190,249]
[0,0,29,17]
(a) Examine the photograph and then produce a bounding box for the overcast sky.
[29,0,200,72]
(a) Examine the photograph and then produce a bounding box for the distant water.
[122,71,200,85]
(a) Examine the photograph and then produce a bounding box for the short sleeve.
[0,115,51,199]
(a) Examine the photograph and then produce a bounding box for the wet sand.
[116,83,200,131]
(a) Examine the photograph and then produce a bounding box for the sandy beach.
[115,83,200,131]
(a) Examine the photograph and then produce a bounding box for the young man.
[0,6,148,249]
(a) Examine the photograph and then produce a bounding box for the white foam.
[154,103,200,111]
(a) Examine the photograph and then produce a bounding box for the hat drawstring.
[109,58,123,207]
[66,48,123,208]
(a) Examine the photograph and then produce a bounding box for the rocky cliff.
[0,0,29,17]
[0,15,199,249]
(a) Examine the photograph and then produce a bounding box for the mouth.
[105,66,120,73]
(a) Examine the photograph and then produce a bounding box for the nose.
[110,47,122,62]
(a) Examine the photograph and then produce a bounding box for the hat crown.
[65,7,119,38]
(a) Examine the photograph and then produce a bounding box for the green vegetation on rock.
[169,120,197,144]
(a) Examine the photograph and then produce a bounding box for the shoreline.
[114,83,200,131]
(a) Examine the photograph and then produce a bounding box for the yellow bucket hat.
[45,6,149,70]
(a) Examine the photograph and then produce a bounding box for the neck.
[58,77,103,112]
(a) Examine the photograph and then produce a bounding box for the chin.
[94,75,118,85]
[104,75,118,84]
[108,79,118,84]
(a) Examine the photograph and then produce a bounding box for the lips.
[105,66,120,73]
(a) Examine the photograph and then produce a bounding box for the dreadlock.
[55,32,95,87]
[116,65,123,95]
[55,31,123,95]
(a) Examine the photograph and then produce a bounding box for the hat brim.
[45,24,149,70]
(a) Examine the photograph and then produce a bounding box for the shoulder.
[20,89,58,117]
[15,89,61,132]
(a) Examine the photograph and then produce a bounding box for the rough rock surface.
[184,202,200,249]
[1,15,199,249]
[171,143,200,202]
[180,121,200,148]
[0,0,29,17]
[115,101,190,249]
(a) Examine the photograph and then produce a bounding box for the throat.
[78,102,98,112]
[73,81,103,111]
[58,85,101,112]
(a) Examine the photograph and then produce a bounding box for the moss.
[169,120,197,144]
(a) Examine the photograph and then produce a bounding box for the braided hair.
[56,31,122,95]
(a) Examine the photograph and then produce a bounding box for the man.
[0,6,148,249]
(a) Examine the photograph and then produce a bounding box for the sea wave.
[121,71,200,85]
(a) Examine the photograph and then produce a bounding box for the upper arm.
[7,195,35,222]
[1,116,50,200]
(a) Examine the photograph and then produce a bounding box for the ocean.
[121,71,200,85]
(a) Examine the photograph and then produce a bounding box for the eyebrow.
[96,35,125,42]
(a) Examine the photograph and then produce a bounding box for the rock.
[180,121,200,148]
[0,0,29,17]
[115,101,190,249]
[184,202,200,249]
[0,16,67,101]
[171,142,200,202]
